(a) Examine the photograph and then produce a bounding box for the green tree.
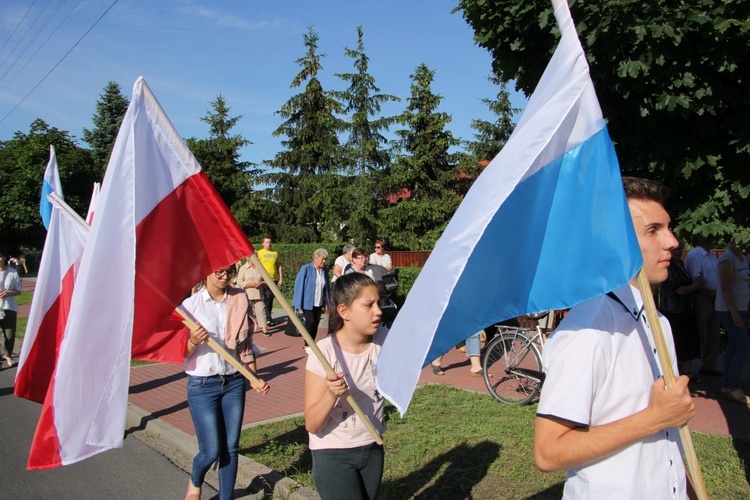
[379,63,462,250]
[265,27,345,242]
[335,26,401,245]
[0,119,97,252]
[466,74,519,164]
[82,81,129,172]
[186,95,259,234]
[456,0,750,244]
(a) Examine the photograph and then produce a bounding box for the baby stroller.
[367,264,399,328]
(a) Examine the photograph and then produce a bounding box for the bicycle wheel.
[482,332,543,405]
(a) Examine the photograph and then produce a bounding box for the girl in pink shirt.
[304,273,387,500]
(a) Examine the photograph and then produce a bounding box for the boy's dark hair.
[622,176,669,205]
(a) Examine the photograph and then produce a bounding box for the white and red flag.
[27,77,254,469]
[15,195,88,404]
[85,182,101,225]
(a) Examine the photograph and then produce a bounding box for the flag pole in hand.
[249,253,383,445]
[175,305,268,393]
[636,268,707,499]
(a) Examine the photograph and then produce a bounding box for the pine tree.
[466,74,519,163]
[82,81,128,172]
[379,64,462,250]
[335,26,400,245]
[186,95,259,233]
[265,27,345,242]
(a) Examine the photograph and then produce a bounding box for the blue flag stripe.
[424,127,642,364]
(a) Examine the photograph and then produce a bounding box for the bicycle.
[481,323,546,406]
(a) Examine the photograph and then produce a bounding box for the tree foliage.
[457,0,750,244]
[186,95,259,234]
[82,81,128,172]
[265,27,346,242]
[465,74,519,163]
[0,120,96,252]
[335,26,400,245]
[378,64,462,250]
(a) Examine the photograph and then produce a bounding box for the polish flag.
[85,182,101,225]
[15,195,88,404]
[27,77,254,469]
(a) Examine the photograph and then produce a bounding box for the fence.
[390,251,431,268]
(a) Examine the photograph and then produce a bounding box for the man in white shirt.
[684,241,722,376]
[534,177,695,498]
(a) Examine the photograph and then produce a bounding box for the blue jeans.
[717,311,750,390]
[465,331,482,357]
[187,372,246,500]
[312,444,384,500]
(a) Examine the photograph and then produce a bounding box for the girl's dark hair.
[328,273,377,333]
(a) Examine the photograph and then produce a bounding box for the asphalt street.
[0,363,219,499]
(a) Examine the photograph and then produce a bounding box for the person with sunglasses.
[183,266,270,500]
[369,240,392,271]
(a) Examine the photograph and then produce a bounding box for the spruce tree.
[466,74,519,164]
[186,95,259,233]
[82,81,128,172]
[265,27,345,242]
[379,63,462,250]
[335,26,400,245]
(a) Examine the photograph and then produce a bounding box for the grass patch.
[16,316,27,341]
[240,384,750,499]
[16,291,32,306]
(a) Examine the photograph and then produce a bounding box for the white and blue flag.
[40,145,63,230]
[376,0,643,415]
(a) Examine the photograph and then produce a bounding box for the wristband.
[189,338,200,346]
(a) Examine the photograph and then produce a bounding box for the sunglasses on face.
[214,269,230,278]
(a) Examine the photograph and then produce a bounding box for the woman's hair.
[350,248,367,260]
[341,244,355,255]
[313,248,329,260]
[328,273,377,333]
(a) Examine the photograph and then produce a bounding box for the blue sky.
[0,1,527,167]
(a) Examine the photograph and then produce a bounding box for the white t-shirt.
[182,288,237,376]
[0,267,22,312]
[306,328,387,450]
[369,252,391,269]
[537,284,685,499]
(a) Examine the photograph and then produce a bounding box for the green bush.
[392,266,421,307]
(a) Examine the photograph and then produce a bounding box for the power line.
[0,0,119,125]
[0,0,84,94]
[0,0,39,62]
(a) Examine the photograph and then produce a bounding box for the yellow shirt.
[257,249,279,281]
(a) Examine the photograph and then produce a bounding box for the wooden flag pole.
[175,305,267,391]
[636,269,708,500]
[249,253,383,445]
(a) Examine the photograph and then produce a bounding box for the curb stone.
[126,403,318,499]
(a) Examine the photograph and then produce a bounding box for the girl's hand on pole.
[326,373,348,399]
[251,378,270,395]
[189,322,208,345]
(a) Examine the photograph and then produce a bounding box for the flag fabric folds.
[85,182,101,225]
[15,195,88,404]
[376,0,643,415]
[39,145,63,230]
[27,76,254,469]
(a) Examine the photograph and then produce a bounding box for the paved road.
[0,364,219,499]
